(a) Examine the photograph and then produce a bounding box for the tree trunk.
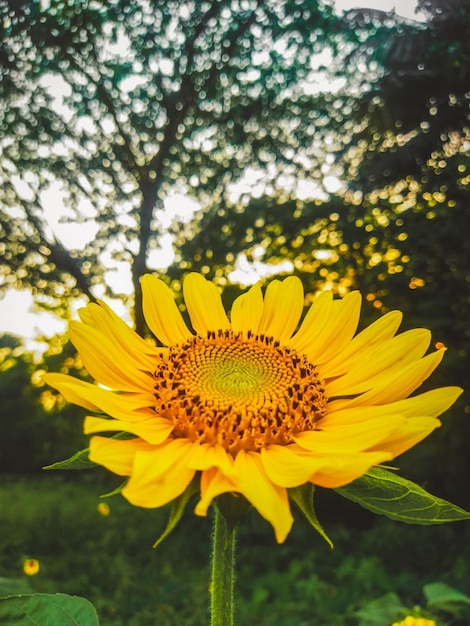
[132,180,159,336]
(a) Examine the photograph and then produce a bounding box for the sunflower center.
[153,330,327,454]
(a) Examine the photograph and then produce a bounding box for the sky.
[336,0,424,21]
[0,0,424,350]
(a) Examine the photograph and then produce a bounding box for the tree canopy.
[0,0,382,334]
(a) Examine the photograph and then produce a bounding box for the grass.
[1,473,469,625]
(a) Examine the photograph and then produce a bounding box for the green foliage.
[0,475,210,626]
[357,582,470,626]
[0,578,32,597]
[345,0,470,189]
[3,475,470,626]
[355,592,406,626]
[0,334,86,472]
[424,581,470,616]
[0,593,99,626]
[336,467,470,525]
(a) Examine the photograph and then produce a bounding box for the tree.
[0,0,374,335]
[343,0,470,189]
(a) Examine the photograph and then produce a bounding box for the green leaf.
[335,467,470,524]
[289,484,333,547]
[355,592,405,626]
[153,479,199,549]
[44,433,134,471]
[424,582,470,614]
[0,578,32,597]
[43,447,96,471]
[0,593,99,626]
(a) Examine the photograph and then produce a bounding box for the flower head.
[392,617,436,626]
[23,558,40,576]
[97,502,111,516]
[45,274,461,542]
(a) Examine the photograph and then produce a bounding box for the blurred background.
[1,0,469,624]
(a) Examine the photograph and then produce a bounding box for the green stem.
[210,506,237,626]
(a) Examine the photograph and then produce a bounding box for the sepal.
[153,478,199,548]
[43,447,96,471]
[289,484,333,547]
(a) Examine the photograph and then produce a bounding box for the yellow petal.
[77,303,157,370]
[294,414,406,453]
[325,328,431,396]
[320,403,403,428]
[311,450,393,488]
[328,349,446,409]
[183,273,230,335]
[303,291,362,365]
[141,274,192,345]
[369,416,441,457]
[89,436,153,476]
[381,386,463,419]
[288,290,333,352]
[43,373,155,421]
[122,439,195,508]
[195,467,237,516]
[77,306,93,325]
[93,299,161,357]
[290,291,361,363]
[258,276,304,342]
[188,443,235,475]
[84,415,173,445]
[328,386,462,424]
[319,310,403,378]
[234,450,293,543]
[261,445,326,488]
[230,283,264,336]
[69,322,152,392]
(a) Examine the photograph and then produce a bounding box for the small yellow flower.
[392,616,436,626]
[97,502,111,516]
[44,273,462,543]
[23,558,40,576]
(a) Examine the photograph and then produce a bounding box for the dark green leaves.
[355,592,406,626]
[335,467,470,524]
[357,583,470,626]
[424,582,470,614]
[0,593,99,626]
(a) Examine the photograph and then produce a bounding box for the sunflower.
[23,558,40,576]
[44,274,461,543]
[392,617,436,626]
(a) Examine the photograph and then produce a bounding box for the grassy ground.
[1,473,469,625]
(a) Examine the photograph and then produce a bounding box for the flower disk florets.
[154,329,327,454]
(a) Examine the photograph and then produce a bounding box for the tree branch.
[4,181,95,302]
